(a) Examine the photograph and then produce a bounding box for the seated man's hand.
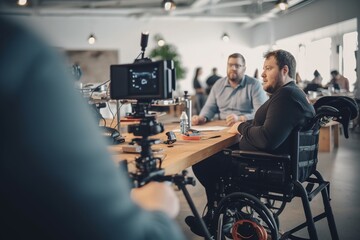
[226,114,247,126]
[227,121,242,134]
[225,114,238,126]
[191,115,206,126]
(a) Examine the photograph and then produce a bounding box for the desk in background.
[108,120,239,175]
[319,121,339,152]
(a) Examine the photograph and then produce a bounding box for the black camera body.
[110,60,175,102]
[110,33,178,186]
[128,116,164,138]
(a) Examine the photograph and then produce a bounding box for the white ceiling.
[1,0,315,27]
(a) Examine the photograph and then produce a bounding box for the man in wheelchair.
[186,50,358,239]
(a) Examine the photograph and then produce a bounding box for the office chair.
[206,96,358,240]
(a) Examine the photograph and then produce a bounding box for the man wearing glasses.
[192,53,268,126]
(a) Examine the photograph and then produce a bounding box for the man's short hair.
[331,70,339,76]
[228,53,246,66]
[264,50,296,79]
[314,70,320,77]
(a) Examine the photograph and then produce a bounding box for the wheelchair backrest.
[313,96,359,138]
[291,128,319,183]
[294,96,359,180]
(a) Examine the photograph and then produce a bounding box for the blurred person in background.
[193,67,207,114]
[205,67,222,94]
[303,70,324,94]
[192,53,267,127]
[327,70,349,92]
[352,68,360,129]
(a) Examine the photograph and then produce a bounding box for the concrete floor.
[175,128,360,239]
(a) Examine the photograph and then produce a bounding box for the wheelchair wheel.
[262,197,286,228]
[212,192,279,240]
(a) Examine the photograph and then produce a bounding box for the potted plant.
[149,34,186,82]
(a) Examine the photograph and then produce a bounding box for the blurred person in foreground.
[0,16,185,240]
[186,49,315,237]
[192,53,268,127]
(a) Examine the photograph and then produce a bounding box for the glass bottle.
[180,111,189,134]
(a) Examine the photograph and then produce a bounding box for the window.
[343,31,358,91]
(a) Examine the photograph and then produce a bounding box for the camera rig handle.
[120,160,213,239]
[128,164,214,240]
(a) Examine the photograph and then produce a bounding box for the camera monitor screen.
[110,60,175,101]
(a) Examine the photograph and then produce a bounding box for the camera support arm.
[121,161,213,239]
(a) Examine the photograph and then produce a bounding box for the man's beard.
[264,73,282,94]
[228,73,240,83]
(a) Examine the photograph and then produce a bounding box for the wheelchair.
[204,96,358,240]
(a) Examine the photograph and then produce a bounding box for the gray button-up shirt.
[199,75,268,121]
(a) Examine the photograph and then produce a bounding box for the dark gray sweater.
[238,81,315,154]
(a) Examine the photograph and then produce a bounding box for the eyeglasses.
[227,63,245,69]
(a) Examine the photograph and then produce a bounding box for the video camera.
[110,32,176,185]
[110,32,175,103]
[110,60,176,103]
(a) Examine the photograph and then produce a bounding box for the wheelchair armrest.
[224,149,291,162]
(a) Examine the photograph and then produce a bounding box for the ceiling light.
[221,33,230,42]
[157,39,166,46]
[88,34,96,45]
[276,0,289,11]
[17,0,27,6]
[162,0,176,11]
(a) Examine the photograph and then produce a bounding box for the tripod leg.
[178,184,213,240]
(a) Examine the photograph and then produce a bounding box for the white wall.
[250,0,360,48]
[250,0,359,85]
[7,0,360,94]
[11,15,252,96]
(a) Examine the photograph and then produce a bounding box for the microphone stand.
[116,100,122,133]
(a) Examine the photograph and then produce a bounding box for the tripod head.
[127,104,165,187]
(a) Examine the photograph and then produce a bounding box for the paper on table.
[173,126,228,132]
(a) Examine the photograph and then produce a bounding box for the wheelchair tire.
[211,192,279,240]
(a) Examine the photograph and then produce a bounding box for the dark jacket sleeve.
[0,18,185,240]
[238,86,314,153]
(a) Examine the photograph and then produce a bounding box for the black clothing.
[193,77,206,114]
[206,74,221,87]
[193,77,203,89]
[0,17,185,240]
[303,83,323,94]
[238,81,315,153]
[193,81,315,204]
[205,74,221,94]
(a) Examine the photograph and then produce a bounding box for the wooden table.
[108,120,240,175]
